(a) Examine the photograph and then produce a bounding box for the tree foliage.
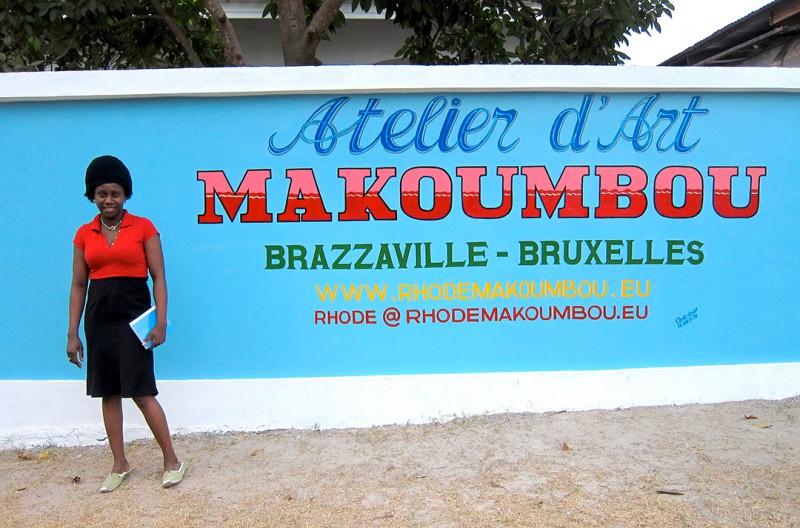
[261,0,672,66]
[1,0,673,71]
[351,0,674,65]
[0,0,226,71]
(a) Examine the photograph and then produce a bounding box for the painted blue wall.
[2,86,798,381]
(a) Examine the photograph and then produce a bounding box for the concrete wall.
[1,65,799,448]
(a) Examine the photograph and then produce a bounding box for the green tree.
[2,0,673,71]
[264,0,673,66]
[0,0,233,71]
[350,0,674,65]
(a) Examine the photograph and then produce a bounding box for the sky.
[623,0,773,65]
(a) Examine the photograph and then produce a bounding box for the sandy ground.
[2,397,799,528]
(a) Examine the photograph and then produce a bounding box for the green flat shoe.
[162,462,186,488]
[99,469,131,493]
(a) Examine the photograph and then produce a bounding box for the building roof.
[661,0,800,66]
[222,1,384,20]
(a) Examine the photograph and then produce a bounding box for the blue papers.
[129,306,171,348]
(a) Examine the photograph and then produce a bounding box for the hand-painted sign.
[1,68,797,382]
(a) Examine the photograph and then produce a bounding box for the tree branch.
[203,0,249,66]
[510,0,570,63]
[150,0,204,66]
[276,0,308,64]
[307,0,346,38]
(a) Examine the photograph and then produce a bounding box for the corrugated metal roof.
[661,0,800,65]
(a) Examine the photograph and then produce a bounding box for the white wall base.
[2,363,799,448]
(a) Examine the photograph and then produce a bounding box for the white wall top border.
[3,65,800,102]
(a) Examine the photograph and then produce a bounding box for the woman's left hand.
[143,324,167,350]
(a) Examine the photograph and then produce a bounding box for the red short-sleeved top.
[73,212,159,280]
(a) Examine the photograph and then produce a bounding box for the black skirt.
[85,278,158,398]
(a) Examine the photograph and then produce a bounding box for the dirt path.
[3,398,799,527]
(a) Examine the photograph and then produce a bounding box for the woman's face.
[93,183,126,219]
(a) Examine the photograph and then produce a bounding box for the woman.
[66,155,185,492]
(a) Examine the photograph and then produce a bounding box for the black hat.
[85,155,132,200]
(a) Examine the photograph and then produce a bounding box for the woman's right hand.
[67,335,84,369]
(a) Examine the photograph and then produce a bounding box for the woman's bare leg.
[101,395,132,474]
[133,395,181,471]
